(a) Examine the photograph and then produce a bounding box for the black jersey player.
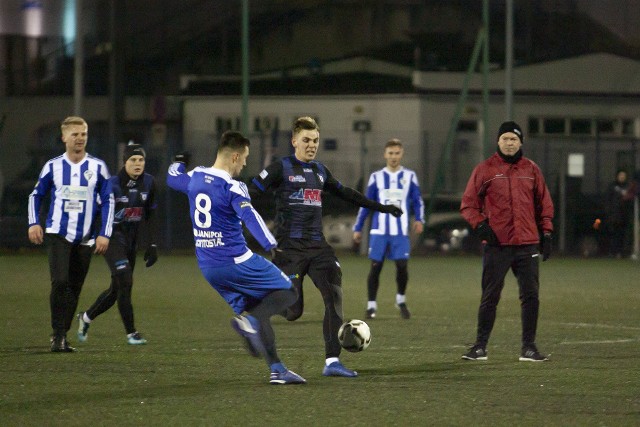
[77,143,158,345]
[250,116,402,377]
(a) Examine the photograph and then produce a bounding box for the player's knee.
[284,306,303,321]
[321,282,343,306]
[113,271,133,291]
[282,287,297,307]
[113,259,132,276]
[369,261,383,279]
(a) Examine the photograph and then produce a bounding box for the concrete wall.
[183,95,426,189]
[3,89,640,200]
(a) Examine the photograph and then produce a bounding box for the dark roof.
[181,72,415,96]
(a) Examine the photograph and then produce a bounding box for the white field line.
[555,322,640,331]
[559,338,637,345]
[555,322,639,345]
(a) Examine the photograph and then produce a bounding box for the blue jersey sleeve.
[28,162,53,226]
[166,162,191,193]
[97,167,115,238]
[409,174,425,223]
[231,182,277,251]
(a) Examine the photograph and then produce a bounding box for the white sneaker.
[127,332,147,345]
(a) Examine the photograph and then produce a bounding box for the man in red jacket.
[460,121,554,362]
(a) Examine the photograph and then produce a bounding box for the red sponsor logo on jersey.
[304,189,322,202]
[124,207,143,221]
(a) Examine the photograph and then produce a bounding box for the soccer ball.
[338,319,371,352]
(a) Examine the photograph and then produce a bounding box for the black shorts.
[273,238,341,286]
[104,232,137,275]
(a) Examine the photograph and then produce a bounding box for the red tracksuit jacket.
[460,152,554,245]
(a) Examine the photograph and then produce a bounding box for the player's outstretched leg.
[231,314,265,357]
[250,287,306,384]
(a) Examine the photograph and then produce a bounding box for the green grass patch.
[1,253,639,425]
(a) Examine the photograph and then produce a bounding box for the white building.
[181,52,640,195]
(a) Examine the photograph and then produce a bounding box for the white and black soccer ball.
[338,319,371,352]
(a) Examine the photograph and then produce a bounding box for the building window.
[596,119,615,135]
[217,116,241,133]
[622,119,635,136]
[324,138,337,151]
[543,118,565,134]
[570,119,592,135]
[529,116,636,137]
[456,120,477,132]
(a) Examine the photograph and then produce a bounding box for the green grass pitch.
[1,252,639,425]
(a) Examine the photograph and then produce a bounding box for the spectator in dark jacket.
[605,170,633,258]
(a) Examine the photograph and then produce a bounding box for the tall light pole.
[73,0,83,115]
[505,0,514,120]
[241,0,249,135]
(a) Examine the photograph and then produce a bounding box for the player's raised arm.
[166,152,192,193]
[324,170,403,217]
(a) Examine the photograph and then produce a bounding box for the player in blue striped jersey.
[27,116,114,352]
[353,139,424,320]
[167,131,305,385]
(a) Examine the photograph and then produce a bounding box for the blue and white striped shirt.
[28,152,114,244]
[353,167,424,236]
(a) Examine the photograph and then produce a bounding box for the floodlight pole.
[505,0,514,121]
[482,0,490,156]
[241,0,249,135]
[73,0,83,115]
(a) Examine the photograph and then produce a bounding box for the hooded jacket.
[460,151,554,245]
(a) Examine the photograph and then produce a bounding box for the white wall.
[182,95,425,188]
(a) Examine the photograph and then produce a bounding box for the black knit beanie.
[497,121,523,143]
[123,143,146,162]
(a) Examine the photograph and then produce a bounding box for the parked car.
[322,193,482,254]
[419,194,482,254]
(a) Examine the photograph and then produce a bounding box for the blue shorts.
[200,254,292,314]
[368,235,410,261]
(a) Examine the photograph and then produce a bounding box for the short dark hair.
[292,116,319,135]
[385,138,402,149]
[218,130,250,153]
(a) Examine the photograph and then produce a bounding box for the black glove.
[172,151,191,167]
[144,244,158,267]
[381,204,403,218]
[476,220,499,246]
[541,233,552,261]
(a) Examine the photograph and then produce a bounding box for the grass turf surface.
[1,253,639,426]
